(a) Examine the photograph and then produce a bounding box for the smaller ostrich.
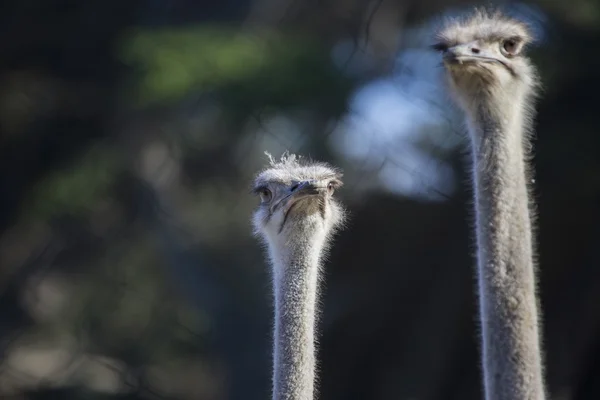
[252,153,345,400]
[433,8,546,400]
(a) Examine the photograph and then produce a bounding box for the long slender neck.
[268,229,325,400]
[466,92,545,400]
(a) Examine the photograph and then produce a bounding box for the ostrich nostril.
[290,183,300,192]
[471,47,480,54]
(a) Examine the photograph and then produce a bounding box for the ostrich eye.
[259,188,272,203]
[501,39,520,57]
[327,182,335,195]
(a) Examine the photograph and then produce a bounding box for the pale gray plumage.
[434,9,546,400]
[252,152,345,400]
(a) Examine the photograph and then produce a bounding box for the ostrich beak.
[283,181,327,211]
[444,42,503,66]
[271,181,326,215]
[292,180,327,196]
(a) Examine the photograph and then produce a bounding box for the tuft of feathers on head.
[253,151,343,191]
[265,151,300,168]
[433,7,534,51]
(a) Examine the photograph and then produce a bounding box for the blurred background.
[0,0,599,399]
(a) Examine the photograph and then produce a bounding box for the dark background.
[0,0,598,399]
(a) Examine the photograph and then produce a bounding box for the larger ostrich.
[252,153,345,400]
[433,9,546,400]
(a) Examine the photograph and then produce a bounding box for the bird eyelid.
[500,36,525,56]
[251,185,269,195]
[489,33,524,43]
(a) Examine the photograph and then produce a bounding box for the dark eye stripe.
[431,42,449,52]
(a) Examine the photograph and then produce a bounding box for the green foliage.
[119,26,353,114]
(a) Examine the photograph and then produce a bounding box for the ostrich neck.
[269,230,325,400]
[467,95,546,400]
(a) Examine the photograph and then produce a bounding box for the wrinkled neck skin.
[266,219,327,400]
[463,86,546,400]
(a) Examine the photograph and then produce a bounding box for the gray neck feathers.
[268,227,326,400]
[466,90,546,400]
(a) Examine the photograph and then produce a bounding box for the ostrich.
[433,9,546,400]
[252,153,345,400]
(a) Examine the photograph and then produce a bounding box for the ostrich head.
[433,9,537,111]
[252,153,345,247]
